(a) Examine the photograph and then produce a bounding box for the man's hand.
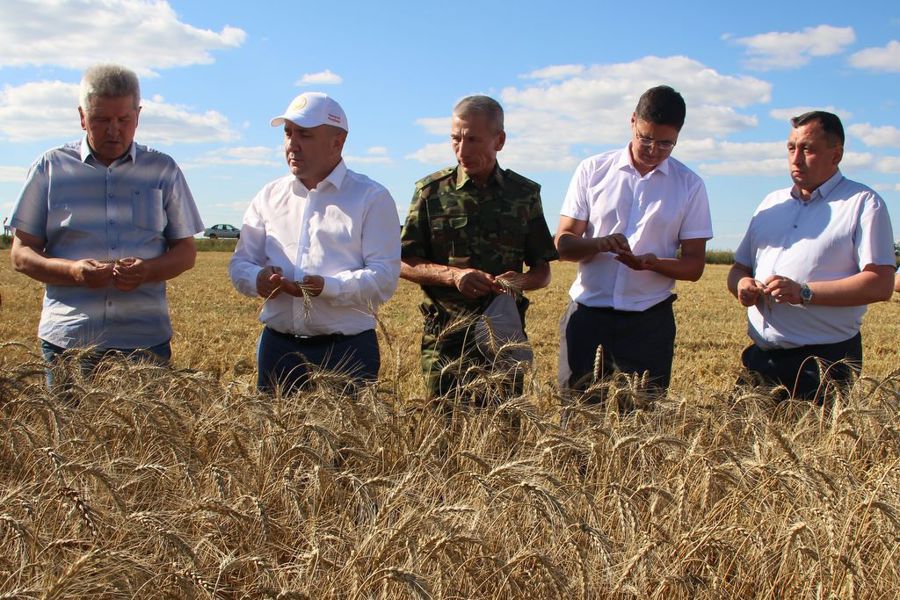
[596,233,631,254]
[736,276,767,307]
[112,257,149,291]
[496,271,527,293]
[296,275,324,297]
[256,266,288,298]
[615,251,659,271]
[763,274,802,305]
[69,259,114,288]
[453,268,500,298]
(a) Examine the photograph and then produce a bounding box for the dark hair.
[453,95,504,133]
[791,111,844,146]
[634,85,686,130]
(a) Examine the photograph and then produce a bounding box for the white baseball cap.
[270,92,348,132]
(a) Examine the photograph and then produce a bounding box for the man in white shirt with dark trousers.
[229,92,400,394]
[556,85,713,397]
[728,111,894,401]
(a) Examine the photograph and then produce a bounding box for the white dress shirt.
[561,146,713,311]
[229,161,401,336]
[735,171,895,349]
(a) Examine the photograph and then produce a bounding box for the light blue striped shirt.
[10,137,204,349]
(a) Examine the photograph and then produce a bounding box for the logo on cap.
[289,96,308,112]
[327,113,342,124]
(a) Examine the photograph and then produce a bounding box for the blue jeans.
[40,338,171,390]
[256,327,379,395]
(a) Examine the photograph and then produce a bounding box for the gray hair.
[79,64,141,111]
[453,95,504,133]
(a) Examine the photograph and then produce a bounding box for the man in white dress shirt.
[728,111,895,401]
[229,92,400,394]
[556,85,713,397]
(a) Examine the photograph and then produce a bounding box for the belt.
[265,326,353,344]
[578,294,677,315]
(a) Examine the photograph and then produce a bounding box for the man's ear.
[78,107,87,131]
[495,130,506,152]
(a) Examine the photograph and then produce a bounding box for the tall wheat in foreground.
[0,346,898,599]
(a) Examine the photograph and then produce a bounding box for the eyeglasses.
[634,130,676,152]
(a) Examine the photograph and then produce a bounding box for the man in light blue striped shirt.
[10,64,204,380]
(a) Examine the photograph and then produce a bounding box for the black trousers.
[566,296,676,393]
[740,332,862,401]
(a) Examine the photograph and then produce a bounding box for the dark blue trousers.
[565,296,676,393]
[256,327,379,395]
[740,332,862,401]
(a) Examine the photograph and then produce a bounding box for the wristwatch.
[799,283,813,305]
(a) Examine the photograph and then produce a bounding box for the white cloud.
[0,0,244,76]
[0,81,240,144]
[405,142,453,166]
[183,146,280,169]
[296,70,343,86]
[732,25,855,70]
[848,123,900,148]
[769,106,852,122]
[345,146,392,165]
[415,117,450,136]
[677,139,785,163]
[521,64,585,80]
[689,143,874,177]
[0,81,80,141]
[875,156,900,173]
[872,183,900,192]
[840,151,875,170]
[409,56,770,173]
[848,41,900,73]
[0,165,27,182]
[140,98,240,144]
[698,158,785,177]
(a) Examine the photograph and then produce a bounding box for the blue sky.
[1,0,898,250]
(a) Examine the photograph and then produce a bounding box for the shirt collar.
[322,159,347,191]
[791,170,843,202]
[617,143,670,176]
[79,134,137,165]
[454,162,504,190]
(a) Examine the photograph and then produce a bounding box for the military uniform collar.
[454,163,505,190]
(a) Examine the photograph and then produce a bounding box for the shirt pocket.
[48,198,74,230]
[131,188,167,232]
[431,214,471,267]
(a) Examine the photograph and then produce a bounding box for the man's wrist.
[800,282,814,305]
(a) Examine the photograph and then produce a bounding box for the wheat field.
[1,252,899,598]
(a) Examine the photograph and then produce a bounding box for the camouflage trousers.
[420,317,526,403]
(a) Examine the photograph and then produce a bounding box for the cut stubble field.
[1,251,899,598]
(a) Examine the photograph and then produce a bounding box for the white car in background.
[204,224,240,239]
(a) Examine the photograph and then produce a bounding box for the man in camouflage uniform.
[400,95,558,399]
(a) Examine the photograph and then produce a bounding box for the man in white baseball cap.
[229,92,400,395]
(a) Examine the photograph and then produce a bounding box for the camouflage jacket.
[400,163,558,316]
